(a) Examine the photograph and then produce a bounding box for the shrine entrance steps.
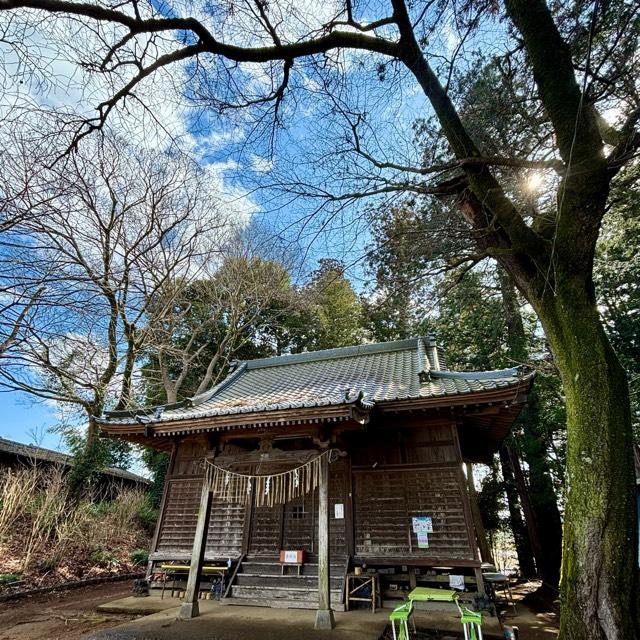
[223,556,346,611]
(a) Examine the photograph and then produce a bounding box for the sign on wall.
[412,516,433,533]
[412,516,433,548]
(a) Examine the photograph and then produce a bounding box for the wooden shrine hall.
[98,337,534,629]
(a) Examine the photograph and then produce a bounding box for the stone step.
[241,562,345,576]
[222,597,346,612]
[228,586,344,608]
[234,574,343,588]
[226,556,347,611]
[231,585,343,598]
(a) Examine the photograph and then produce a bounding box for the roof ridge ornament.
[417,337,431,381]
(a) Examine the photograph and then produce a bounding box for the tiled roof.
[101,337,531,426]
[0,437,150,484]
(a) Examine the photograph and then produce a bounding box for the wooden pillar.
[315,452,335,630]
[452,424,486,596]
[178,473,213,620]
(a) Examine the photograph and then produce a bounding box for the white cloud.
[250,154,275,173]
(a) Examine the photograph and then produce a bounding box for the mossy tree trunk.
[534,284,636,639]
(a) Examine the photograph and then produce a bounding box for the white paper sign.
[334,503,344,519]
[412,516,433,533]
[284,550,299,563]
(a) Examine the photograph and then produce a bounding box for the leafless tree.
[0,126,232,446]
[145,244,292,404]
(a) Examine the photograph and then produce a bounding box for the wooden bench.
[157,564,228,599]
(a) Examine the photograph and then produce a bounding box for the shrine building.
[97,336,534,628]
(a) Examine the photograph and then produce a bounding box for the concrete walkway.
[86,597,505,640]
[86,601,387,640]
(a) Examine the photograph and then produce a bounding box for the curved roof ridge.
[430,366,525,380]
[242,337,429,370]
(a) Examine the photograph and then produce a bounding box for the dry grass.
[0,466,39,536]
[0,463,153,589]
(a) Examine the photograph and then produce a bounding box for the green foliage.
[431,271,508,371]
[52,420,134,497]
[130,548,149,565]
[364,201,470,342]
[0,573,21,585]
[135,495,159,535]
[292,259,365,351]
[89,547,118,567]
[64,432,133,497]
[141,448,170,509]
[595,165,640,438]
[477,463,508,535]
[38,556,61,572]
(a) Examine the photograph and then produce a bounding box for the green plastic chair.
[456,600,483,640]
[389,600,415,640]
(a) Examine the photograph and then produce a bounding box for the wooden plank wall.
[153,427,471,564]
[351,423,474,560]
[156,476,201,556]
[154,438,245,560]
[248,458,347,557]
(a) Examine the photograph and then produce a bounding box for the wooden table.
[345,573,381,613]
[409,587,484,639]
[408,586,459,604]
[482,572,516,614]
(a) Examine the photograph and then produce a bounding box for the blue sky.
[0,0,496,453]
[0,391,62,449]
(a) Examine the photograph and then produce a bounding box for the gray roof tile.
[101,337,529,426]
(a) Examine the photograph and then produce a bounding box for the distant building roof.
[0,437,150,485]
[101,337,532,428]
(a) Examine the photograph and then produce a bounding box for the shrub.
[38,556,61,572]
[0,462,153,583]
[130,549,149,565]
[136,498,158,535]
[0,467,38,538]
[89,547,118,567]
[0,573,21,586]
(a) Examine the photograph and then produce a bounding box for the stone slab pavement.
[86,597,505,640]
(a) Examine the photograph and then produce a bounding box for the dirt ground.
[0,579,559,640]
[498,580,560,640]
[0,581,141,640]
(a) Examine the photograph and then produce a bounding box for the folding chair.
[388,600,415,640]
[456,599,483,640]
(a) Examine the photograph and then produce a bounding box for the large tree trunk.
[538,288,637,640]
[499,445,537,577]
